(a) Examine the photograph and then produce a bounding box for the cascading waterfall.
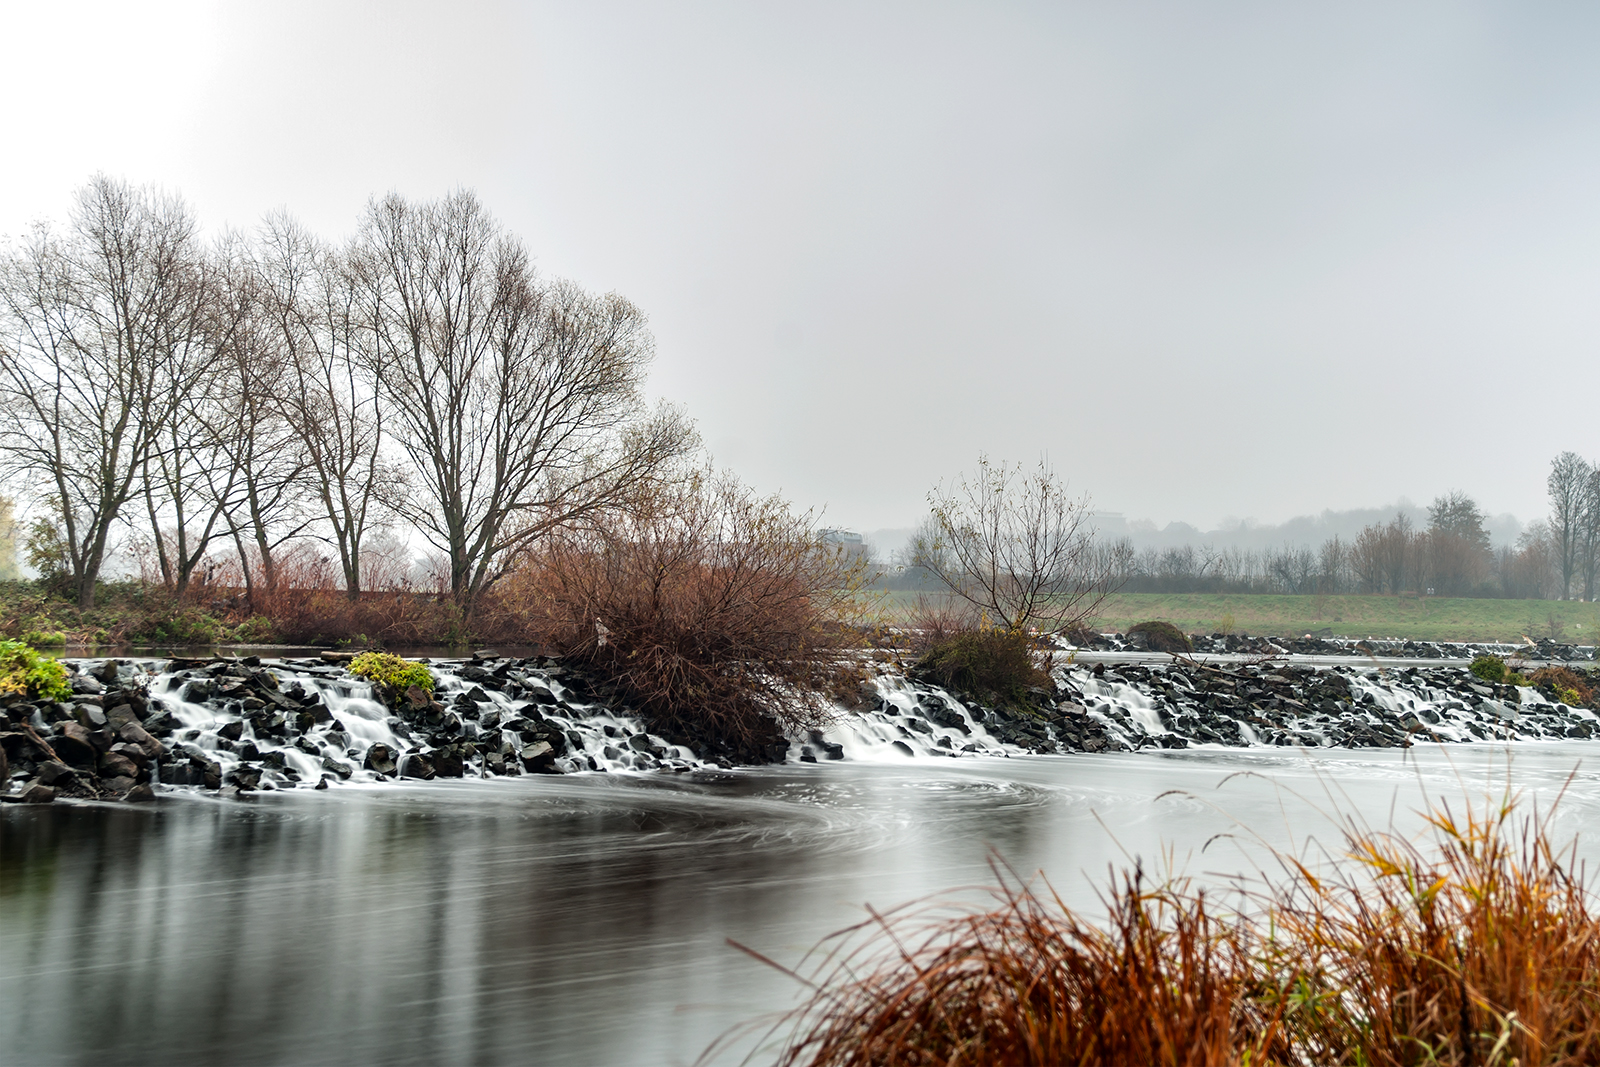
[5,652,1600,803]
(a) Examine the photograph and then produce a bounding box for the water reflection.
[7,744,1600,1065]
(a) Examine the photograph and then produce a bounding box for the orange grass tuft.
[769,790,1600,1066]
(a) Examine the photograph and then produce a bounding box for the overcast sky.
[3,1,1597,534]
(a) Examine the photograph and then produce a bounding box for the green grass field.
[869,590,1600,644]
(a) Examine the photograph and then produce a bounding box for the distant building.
[819,528,871,563]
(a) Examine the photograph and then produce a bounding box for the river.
[7,741,1600,1065]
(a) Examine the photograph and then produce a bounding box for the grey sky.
[3,1,1597,535]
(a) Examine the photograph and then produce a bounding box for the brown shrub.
[1530,666,1593,706]
[501,469,868,753]
[1127,619,1193,654]
[912,627,1054,708]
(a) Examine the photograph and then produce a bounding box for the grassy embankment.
[870,589,1600,644]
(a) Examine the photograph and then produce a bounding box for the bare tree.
[1424,491,1492,597]
[920,455,1118,632]
[1548,451,1589,599]
[205,238,312,604]
[135,251,239,595]
[352,191,696,611]
[0,177,207,608]
[254,216,384,599]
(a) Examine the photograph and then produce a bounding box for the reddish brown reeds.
[771,788,1600,1067]
[774,864,1290,1067]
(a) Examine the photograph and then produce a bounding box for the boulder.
[73,704,108,730]
[20,783,55,803]
[52,723,97,767]
[226,766,263,790]
[36,760,73,786]
[103,704,138,731]
[91,660,121,685]
[123,783,156,803]
[99,775,136,796]
[217,720,244,742]
[432,753,465,778]
[362,744,397,775]
[519,741,556,772]
[99,751,140,780]
[399,753,436,780]
[119,721,165,760]
[141,710,179,736]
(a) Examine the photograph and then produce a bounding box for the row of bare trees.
[1057,491,1557,599]
[0,177,696,610]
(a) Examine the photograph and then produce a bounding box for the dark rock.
[100,775,136,796]
[400,753,436,780]
[142,710,179,736]
[104,703,139,730]
[227,766,263,790]
[91,660,121,685]
[71,675,104,696]
[73,704,108,729]
[36,760,74,786]
[119,721,166,759]
[363,744,397,775]
[217,720,244,742]
[99,751,140,779]
[124,783,156,803]
[320,757,352,779]
[524,684,559,706]
[20,783,55,803]
[626,733,663,756]
[52,723,97,767]
[520,741,556,771]
[432,753,465,777]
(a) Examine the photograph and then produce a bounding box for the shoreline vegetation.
[769,790,1600,1067]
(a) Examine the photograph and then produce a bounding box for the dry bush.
[502,468,868,757]
[912,626,1054,709]
[773,791,1600,1066]
[244,545,493,647]
[1127,619,1194,654]
[1530,666,1593,706]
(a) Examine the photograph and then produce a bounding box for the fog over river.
[7,743,1600,1065]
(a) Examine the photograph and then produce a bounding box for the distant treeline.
[888,456,1600,601]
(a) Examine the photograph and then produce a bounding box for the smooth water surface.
[8,744,1600,1066]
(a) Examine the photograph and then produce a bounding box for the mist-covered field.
[872,590,1600,644]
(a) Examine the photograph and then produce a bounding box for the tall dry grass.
[768,787,1600,1066]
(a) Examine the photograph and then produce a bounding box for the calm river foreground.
[7,743,1600,1065]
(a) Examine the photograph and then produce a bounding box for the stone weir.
[0,653,746,804]
[4,654,1599,804]
[977,659,1600,753]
